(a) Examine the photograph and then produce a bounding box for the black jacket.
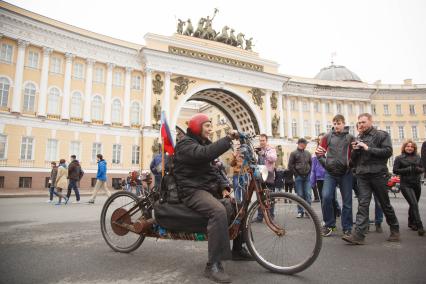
[421,141,426,171]
[274,169,285,188]
[283,169,294,184]
[351,127,392,175]
[173,130,232,196]
[393,153,424,183]
[288,149,311,177]
[68,160,82,181]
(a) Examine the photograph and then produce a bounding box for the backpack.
[159,155,181,204]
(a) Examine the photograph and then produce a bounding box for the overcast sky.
[7,0,426,84]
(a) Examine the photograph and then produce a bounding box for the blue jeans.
[232,174,247,203]
[66,179,80,201]
[373,193,383,224]
[322,172,353,231]
[49,186,60,200]
[295,176,312,215]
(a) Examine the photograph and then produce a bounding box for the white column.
[278,93,284,138]
[162,72,171,122]
[333,100,338,115]
[298,99,304,137]
[321,100,327,133]
[83,58,95,122]
[37,47,52,117]
[343,101,349,121]
[143,68,153,127]
[11,40,29,113]
[355,103,361,117]
[104,62,114,125]
[310,100,315,137]
[265,90,272,136]
[61,53,74,120]
[286,95,292,138]
[123,67,132,127]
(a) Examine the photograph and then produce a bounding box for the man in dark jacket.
[67,155,82,203]
[288,138,312,218]
[316,115,354,237]
[173,113,241,283]
[343,113,400,245]
[421,141,426,179]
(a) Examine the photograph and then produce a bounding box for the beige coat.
[55,166,68,190]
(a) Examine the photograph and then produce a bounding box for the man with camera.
[342,113,400,245]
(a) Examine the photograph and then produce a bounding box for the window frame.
[0,43,13,63]
[112,144,122,164]
[20,136,34,160]
[27,50,39,69]
[0,77,10,107]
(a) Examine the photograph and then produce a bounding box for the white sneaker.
[73,200,81,204]
[297,213,303,218]
[46,200,52,203]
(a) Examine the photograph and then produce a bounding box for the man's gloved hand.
[227,130,239,140]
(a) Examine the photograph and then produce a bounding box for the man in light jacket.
[87,154,111,204]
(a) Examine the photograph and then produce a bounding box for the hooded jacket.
[68,159,82,181]
[96,159,107,181]
[173,130,232,197]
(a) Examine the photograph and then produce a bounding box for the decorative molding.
[169,46,264,72]
[170,76,196,99]
[152,74,163,95]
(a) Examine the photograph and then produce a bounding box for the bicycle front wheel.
[244,192,322,274]
[100,191,145,253]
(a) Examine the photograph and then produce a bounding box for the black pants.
[355,174,399,238]
[400,180,423,228]
[312,184,320,201]
[284,182,294,193]
[182,190,231,263]
[66,179,80,201]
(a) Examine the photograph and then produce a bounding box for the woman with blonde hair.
[393,139,424,236]
[54,159,69,205]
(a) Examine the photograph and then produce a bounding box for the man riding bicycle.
[173,113,252,283]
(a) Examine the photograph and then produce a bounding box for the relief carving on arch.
[171,76,196,99]
[152,74,164,95]
[248,88,265,110]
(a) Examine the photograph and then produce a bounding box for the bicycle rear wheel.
[244,192,322,274]
[100,191,145,253]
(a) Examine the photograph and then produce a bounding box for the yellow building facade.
[0,2,425,190]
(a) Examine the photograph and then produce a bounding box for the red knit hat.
[188,113,211,136]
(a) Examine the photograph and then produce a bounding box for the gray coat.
[50,167,58,187]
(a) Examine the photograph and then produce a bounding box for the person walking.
[393,139,424,236]
[288,138,312,218]
[316,115,354,237]
[342,113,400,244]
[253,134,277,222]
[47,161,59,203]
[87,154,111,204]
[66,155,83,203]
[54,159,69,205]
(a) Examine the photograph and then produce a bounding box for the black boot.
[232,247,254,261]
[204,262,231,283]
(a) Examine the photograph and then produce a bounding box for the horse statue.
[193,18,205,38]
[228,29,237,46]
[237,33,245,48]
[201,16,217,40]
[176,19,185,34]
[214,26,229,43]
[183,19,193,36]
[245,37,254,51]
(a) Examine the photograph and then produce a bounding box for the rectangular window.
[131,75,141,90]
[0,134,6,159]
[92,143,102,162]
[19,177,32,188]
[94,67,104,83]
[396,104,402,115]
[409,104,416,115]
[28,51,39,68]
[302,102,309,112]
[0,176,4,188]
[0,44,13,63]
[385,126,392,138]
[73,62,84,79]
[398,126,405,139]
[325,103,330,113]
[112,144,121,164]
[132,145,140,165]
[113,72,122,86]
[20,137,33,160]
[45,139,58,162]
[70,141,80,160]
[290,100,296,111]
[383,104,390,115]
[314,102,319,113]
[50,57,61,74]
[412,126,418,139]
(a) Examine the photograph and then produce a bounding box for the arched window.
[0,77,10,107]
[130,102,140,125]
[23,83,36,112]
[111,99,121,123]
[91,96,102,120]
[292,119,298,137]
[70,92,82,118]
[47,87,60,114]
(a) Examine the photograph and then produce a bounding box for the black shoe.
[418,227,425,236]
[204,262,231,283]
[375,224,383,233]
[232,247,254,261]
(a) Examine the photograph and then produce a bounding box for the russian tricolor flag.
[161,111,175,155]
